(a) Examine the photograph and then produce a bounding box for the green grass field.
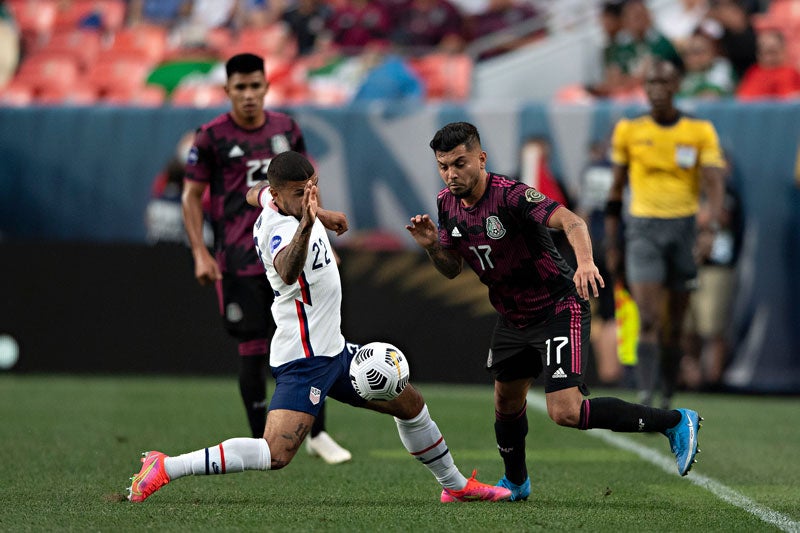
[1,375,798,532]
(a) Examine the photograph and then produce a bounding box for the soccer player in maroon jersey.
[406,122,702,500]
[181,53,351,464]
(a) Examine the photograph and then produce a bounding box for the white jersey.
[253,202,345,367]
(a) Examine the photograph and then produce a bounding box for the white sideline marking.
[527,393,800,533]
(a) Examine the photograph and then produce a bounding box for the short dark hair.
[429,122,481,153]
[225,53,265,78]
[267,151,315,188]
[602,0,625,17]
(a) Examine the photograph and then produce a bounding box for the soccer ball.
[349,342,410,401]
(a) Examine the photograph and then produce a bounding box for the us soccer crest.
[485,216,506,239]
[309,386,321,405]
[271,135,290,154]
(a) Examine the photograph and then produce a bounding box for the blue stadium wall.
[0,101,798,392]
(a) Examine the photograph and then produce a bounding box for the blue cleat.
[664,408,702,476]
[496,475,531,501]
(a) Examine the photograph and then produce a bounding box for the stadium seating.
[0,82,34,106]
[221,25,298,60]
[11,54,81,97]
[34,29,102,72]
[408,53,473,101]
[106,25,168,64]
[170,84,228,108]
[52,0,126,33]
[36,83,98,105]
[7,0,58,49]
[104,84,166,106]
[83,55,154,97]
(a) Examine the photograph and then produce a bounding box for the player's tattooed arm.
[549,206,603,299]
[425,243,463,279]
[274,182,317,285]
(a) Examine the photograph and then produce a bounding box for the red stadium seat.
[7,0,58,48]
[35,29,102,71]
[13,54,80,96]
[753,0,800,33]
[52,0,126,33]
[222,24,297,60]
[206,27,234,55]
[104,84,166,107]
[170,83,228,108]
[408,53,472,101]
[36,83,98,105]
[107,25,169,64]
[84,55,154,97]
[0,82,34,106]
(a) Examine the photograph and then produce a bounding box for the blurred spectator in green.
[678,30,735,99]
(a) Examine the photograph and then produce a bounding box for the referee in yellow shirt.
[604,59,726,409]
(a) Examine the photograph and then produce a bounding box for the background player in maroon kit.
[406,122,703,500]
[181,53,351,464]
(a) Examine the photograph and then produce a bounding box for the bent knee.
[547,405,581,428]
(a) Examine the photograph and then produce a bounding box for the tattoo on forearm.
[564,221,583,236]
[280,225,312,282]
[427,244,460,277]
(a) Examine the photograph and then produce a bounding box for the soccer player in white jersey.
[127,151,511,504]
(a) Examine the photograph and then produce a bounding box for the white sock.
[394,404,467,490]
[164,438,271,480]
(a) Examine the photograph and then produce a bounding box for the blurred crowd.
[2,0,797,106]
[0,0,548,105]
[559,0,800,103]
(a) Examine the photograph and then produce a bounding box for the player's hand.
[694,230,715,263]
[573,262,604,300]
[301,181,318,230]
[405,214,438,250]
[194,250,222,286]
[318,208,348,235]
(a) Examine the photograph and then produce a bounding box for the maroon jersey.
[437,173,576,328]
[185,111,306,277]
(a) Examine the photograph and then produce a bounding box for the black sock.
[238,355,268,438]
[495,402,528,485]
[578,397,682,433]
[311,401,326,437]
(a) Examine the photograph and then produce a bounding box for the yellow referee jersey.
[610,113,726,218]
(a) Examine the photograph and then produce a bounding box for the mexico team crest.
[485,216,506,239]
[309,386,321,405]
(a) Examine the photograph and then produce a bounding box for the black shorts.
[487,294,591,395]
[217,274,276,342]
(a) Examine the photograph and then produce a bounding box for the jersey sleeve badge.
[525,188,546,203]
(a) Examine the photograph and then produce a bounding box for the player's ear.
[269,184,280,201]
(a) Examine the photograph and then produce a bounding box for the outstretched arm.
[548,206,604,300]
[406,214,463,279]
[246,181,348,235]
